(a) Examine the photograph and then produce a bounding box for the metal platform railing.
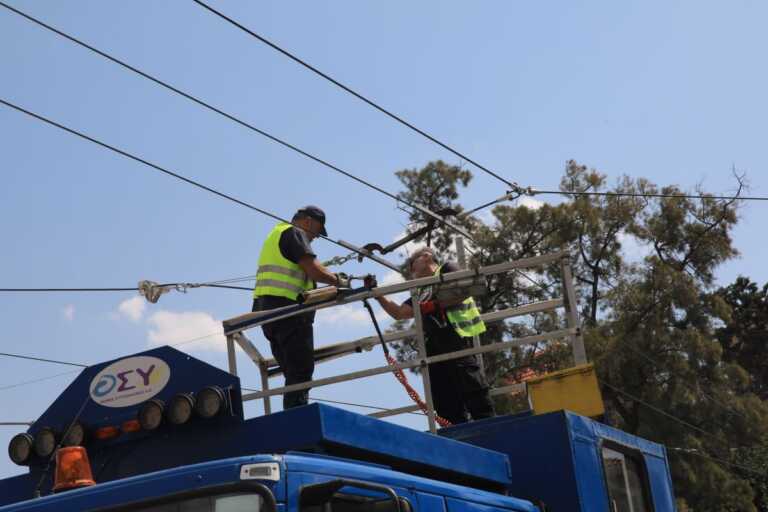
[221,250,584,433]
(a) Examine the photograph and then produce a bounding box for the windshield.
[135,492,263,512]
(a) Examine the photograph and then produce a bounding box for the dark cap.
[296,205,328,236]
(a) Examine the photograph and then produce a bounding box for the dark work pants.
[428,360,495,425]
[253,299,314,410]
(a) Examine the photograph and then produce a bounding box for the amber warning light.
[53,446,96,492]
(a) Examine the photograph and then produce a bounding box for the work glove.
[335,272,352,288]
[418,299,440,315]
[363,274,378,289]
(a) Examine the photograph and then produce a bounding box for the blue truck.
[0,346,676,511]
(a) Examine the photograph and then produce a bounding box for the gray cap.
[297,205,327,236]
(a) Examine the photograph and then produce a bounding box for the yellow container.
[527,363,604,418]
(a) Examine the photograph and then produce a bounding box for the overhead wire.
[0,97,399,268]
[599,381,768,479]
[0,370,79,392]
[600,380,733,446]
[191,0,522,192]
[532,189,768,202]
[0,352,87,368]
[0,2,471,244]
[619,342,754,424]
[0,283,251,293]
[668,447,766,477]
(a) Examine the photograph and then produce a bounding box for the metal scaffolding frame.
[221,250,585,433]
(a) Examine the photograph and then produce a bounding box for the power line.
[600,380,728,445]
[532,189,766,202]
[619,342,753,424]
[0,97,389,266]
[669,447,766,477]
[191,0,521,192]
[0,284,251,293]
[0,2,470,243]
[0,287,138,292]
[0,370,79,392]
[0,352,87,368]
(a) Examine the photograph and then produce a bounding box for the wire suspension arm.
[191,0,521,191]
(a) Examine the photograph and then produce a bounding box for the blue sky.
[2,0,768,480]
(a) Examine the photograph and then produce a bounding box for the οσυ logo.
[89,356,171,408]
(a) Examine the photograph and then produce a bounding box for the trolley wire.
[0,2,470,243]
[668,447,766,477]
[0,370,79,392]
[619,342,754,424]
[191,0,521,192]
[532,189,766,202]
[0,97,403,267]
[0,352,87,368]
[600,380,732,446]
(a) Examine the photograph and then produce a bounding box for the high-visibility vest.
[436,265,486,338]
[253,223,314,301]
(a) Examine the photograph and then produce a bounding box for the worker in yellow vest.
[374,246,495,424]
[253,206,350,409]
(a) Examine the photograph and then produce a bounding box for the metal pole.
[241,328,576,401]
[455,237,485,375]
[226,334,238,376]
[259,361,272,414]
[411,288,437,433]
[560,257,587,365]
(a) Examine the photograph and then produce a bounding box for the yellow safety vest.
[253,223,314,301]
[436,265,486,338]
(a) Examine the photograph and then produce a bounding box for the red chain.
[385,354,452,428]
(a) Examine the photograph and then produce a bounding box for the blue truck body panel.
[439,410,677,511]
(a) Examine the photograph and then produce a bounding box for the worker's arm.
[298,255,340,286]
[375,295,414,320]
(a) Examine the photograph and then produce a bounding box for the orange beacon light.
[53,446,96,492]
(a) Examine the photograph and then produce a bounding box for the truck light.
[33,428,57,458]
[8,433,34,465]
[167,393,195,425]
[94,426,120,440]
[62,422,86,447]
[121,420,141,433]
[195,386,225,419]
[53,446,96,492]
[138,399,164,431]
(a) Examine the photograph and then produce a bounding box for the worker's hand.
[335,272,352,288]
[363,274,377,289]
[418,299,440,315]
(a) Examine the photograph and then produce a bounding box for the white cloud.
[519,196,544,210]
[117,296,146,322]
[147,310,225,351]
[62,304,75,322]
[315,304,372,326]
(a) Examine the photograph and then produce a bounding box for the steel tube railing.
[241,328,575,401]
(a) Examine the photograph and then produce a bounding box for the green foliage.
[389,159,768,510]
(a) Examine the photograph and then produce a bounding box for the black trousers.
[428,359,495,425]
[253,299,314,410]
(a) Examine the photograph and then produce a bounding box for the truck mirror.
[299,478,405,512]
